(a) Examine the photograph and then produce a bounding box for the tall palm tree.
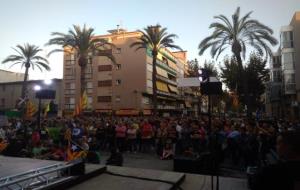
[130,24,181,115]
[2,43,50,102]
[46,24,115,105]
[199,7,277,67]
[199,7,277,116]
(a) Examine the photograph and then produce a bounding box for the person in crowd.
[161,141,173,160]
[106,147,123,166]
[115,122,127,152]
[127,123,137,153]
[252,130,300,190]
[140,120,153,153]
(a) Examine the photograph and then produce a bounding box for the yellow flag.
[26,101,37,118]
[44,103,50,117]
[81,90,88,110]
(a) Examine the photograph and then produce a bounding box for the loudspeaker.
[200,82,222,95]
[36,89,56,99]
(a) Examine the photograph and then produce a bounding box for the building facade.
[62,29,194,116]
[0,79,63,112]
[0,69,25,83]
[267,12,300,120]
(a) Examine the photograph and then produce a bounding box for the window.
[114,48,121,54]
[162,57,168,65]
[65,68,75,75]
[142,97,150,105]
[70,54,75,60]
[65,82,75,94]
[116,79,121,85]
[284,73,295,84]
[98,80,112,87]
[88,96,93,107]
[281,31,294,48]
[282,52,295,70]
[97,96,111,102]
[1,98,5,107]
[116,64,121,70]
[66,54,76,65]
[115,96,121,102]
[147,79,153,88]
[86,82,93,93]
[98,65,112,71]
[64,97,75,109]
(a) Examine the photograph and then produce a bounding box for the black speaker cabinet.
[69,159,85,176]
[200,82,222,95]
[36,89,56,99]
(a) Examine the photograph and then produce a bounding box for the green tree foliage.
[220,53,269,110]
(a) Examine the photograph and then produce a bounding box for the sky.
[0,0,300,80]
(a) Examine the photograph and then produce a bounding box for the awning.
[168,85,179,94]
[116,109,139,116]
[156,81,169,93]
[143,109,152,115]
[156,66,169,78]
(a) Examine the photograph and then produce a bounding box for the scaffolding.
[0,162,79,190]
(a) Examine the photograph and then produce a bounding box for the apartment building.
[0,69,25,83]
[63,28,193,116]
[267,12,300,120]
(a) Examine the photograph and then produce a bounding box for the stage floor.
[0,156,61,178]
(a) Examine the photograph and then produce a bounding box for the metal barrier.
[0,161,80,190]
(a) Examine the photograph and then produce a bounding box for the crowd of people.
[0,115,299,169]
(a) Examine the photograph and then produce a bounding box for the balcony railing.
[284,83,296,94]
[156,75,177,86]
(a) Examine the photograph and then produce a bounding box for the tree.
[220,53,269,112]
[187,58,200,77]
[2,43,50,104]
[46,24,115,108]
[198,7,277,116]
[130,24,181,115]
[203,60,218,78]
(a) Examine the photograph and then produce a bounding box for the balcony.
[284,83,296,95]
[156,60,177,76]
[156,75,177,86]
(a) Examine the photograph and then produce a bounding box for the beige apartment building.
[0,79,63,112]
[63,28,196,116]
[0,69,25,83]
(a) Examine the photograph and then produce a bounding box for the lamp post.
[33,85,42,129]
[34,79,52,129]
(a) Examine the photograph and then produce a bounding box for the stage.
[0,156,249,190]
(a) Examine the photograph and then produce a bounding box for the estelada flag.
[66,142,86,161]
[0,142,8,153]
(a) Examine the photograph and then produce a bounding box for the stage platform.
[0,156,249,190]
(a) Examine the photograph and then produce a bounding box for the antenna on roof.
[117,24,120,34]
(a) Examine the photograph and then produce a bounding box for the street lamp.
[34,79,52,129]
[44,79,52,85]
[33,85,42,129]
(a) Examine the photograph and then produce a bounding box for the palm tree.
[199,7,277,116]
[130,24,181,115]
[199,7,277,67]
[46,24,115,104]
[2,43,50,102]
